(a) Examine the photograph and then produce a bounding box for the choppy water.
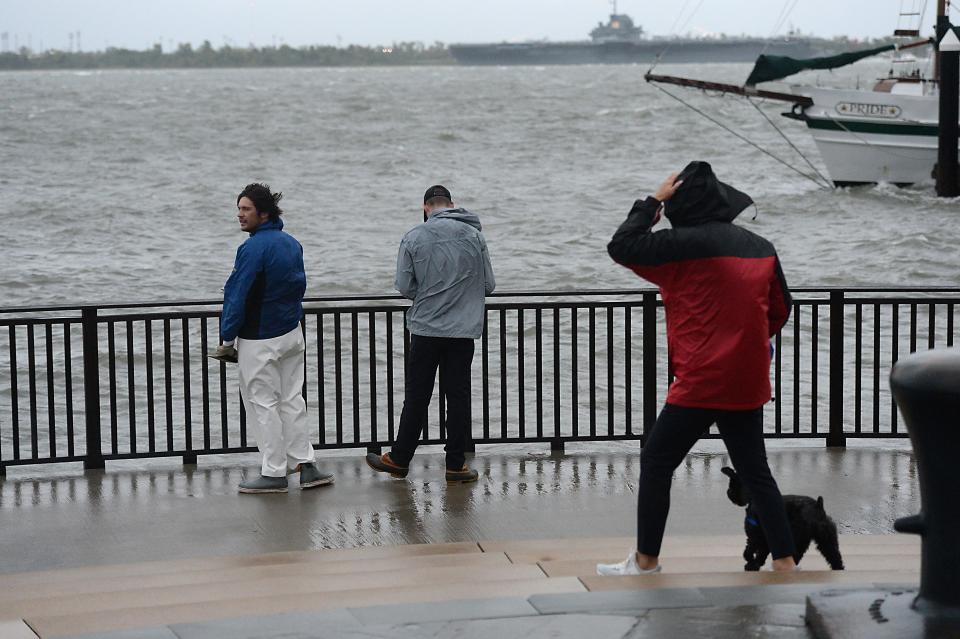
[1,60,958,309]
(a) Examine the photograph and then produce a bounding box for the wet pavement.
[66,596,818,639]
[63,582,940,639]
[0,441,918,575]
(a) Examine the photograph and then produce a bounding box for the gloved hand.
[209,344,238,364]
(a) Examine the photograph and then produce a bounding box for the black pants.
[391,335,474,471]
[637,403,796,560]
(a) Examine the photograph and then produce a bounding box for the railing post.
[465,404,476,454]
[641,291,658,446]
[81,307,105,470]
[828,290,846,448]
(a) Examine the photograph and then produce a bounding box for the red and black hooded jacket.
[607,162,791,410]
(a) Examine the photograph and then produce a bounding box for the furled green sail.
[744,44,895,86]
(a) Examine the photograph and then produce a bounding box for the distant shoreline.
[0,35,894,71]
[0,42,455,71]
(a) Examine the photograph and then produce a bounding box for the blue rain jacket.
[395,207,496,339]
[221,218,306,342]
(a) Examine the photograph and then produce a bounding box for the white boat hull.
[789,86,955,185]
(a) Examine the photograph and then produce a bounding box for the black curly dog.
[721,466,844,571]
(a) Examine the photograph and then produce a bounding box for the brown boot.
[445,466,479,483]
[366,452,409,478]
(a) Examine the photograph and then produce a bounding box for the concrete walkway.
[57,585,875,639]
[0,442,918,575]
[0,533,922,638]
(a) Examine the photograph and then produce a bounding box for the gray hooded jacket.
[395,208,496,338]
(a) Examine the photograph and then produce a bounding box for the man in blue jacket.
[366,185,495,483]
[216,183,333,494]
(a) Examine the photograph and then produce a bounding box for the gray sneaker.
[238,475,288,494]
[299,463,334,489]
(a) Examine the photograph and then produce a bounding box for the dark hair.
[237,183,283,219]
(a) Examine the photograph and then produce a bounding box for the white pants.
[237,326,315,477]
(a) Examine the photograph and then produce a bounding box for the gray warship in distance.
[448,6,821,65]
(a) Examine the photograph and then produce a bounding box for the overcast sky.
[0,0,944,52]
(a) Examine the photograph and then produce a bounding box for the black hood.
[664,161,753,227]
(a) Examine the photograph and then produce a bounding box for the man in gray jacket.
[367,185,495,483]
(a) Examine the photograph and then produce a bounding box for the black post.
[936,18,959,197]
[641,291,658,445]
[81,307,104,470]
[465,376,476,454]
[890,349,960,614]
[827,291,846,448]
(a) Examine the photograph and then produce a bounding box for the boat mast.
[935,0,958,196]
[935,0,948,81]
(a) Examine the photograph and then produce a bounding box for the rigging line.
[767,1,788,37]
[768,0,799,39]
[674,0,707,36]
[647,0,706,75]
[897,0,929,32]
[896,0,908,30]
[760,0,800,59]
[649,82,831,188]
[746,96,833,187]
[665,0,696,39]
[648,0,698,75]
[780,0,801,32]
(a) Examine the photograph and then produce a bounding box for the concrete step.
[0,563,550,619]
[0,551,515,604]
[581,569,919,592]
[0,541,483,588]
[27,577,587,638]
[507,544,920,564]
[486,534,920,564]
[2,534,924,638]
[542,553,919,577]
[0,620,39,639]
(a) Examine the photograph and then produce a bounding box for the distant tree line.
[0,35,909,71]
[0,40,454,70]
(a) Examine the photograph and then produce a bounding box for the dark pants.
[637,403,796,560]
[391,335,474,471]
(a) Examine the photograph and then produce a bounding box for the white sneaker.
[596,551,663,576]
[767,563,802,572]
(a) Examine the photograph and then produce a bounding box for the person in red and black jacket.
[597,161,798,576]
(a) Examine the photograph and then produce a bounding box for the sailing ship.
[647,2,958,186]
[448,2,821,66]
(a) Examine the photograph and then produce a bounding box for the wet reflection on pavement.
[0,444,917,574]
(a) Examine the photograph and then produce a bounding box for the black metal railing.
[1,287,958,474]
